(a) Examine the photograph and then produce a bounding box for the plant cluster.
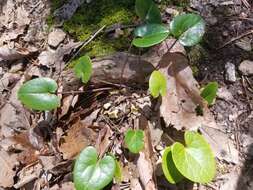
[17,0,219,189]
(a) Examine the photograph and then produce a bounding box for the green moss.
[62,0,135,57]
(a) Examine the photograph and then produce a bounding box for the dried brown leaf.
[0,150,17,188]
[59,118,97,159]
[159,52,217,130]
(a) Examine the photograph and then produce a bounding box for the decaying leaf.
[137,116,156,190]
[159,52,217,130]
[0,150,17,188]
[0,76,30,138]
[59,118,97,159]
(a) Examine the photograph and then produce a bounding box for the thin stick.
[65,25,106,66]
[217,29,253,49]
[57,87,113,95]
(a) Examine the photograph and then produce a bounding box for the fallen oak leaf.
[159,52,217,130]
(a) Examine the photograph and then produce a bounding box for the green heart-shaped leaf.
[18,77,60,111]
[135,0,162,23]
[171,131,216,183]
[134,24,169,37]
[125,129,144,153]
[133,32,169,47]
[149,70,167,98]
[201,82,218,105]
[162,147,184,184]
[74,55,92,84]
[170,13,205,46]
[74,146,116,190]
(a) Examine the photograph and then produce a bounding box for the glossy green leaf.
[170,13,205,46]
[74,55,92,84]
[133,32,169,48]
[162,147,184,184]
[74,146,116,190]
[135,0,162,23]
[134,24,169,37]
[201,82,218,105]
[149,70,167,98]
[171,131,216,183]
[18,77,60,111]
[125,129,144,154]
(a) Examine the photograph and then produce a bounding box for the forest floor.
[0,0,253,190]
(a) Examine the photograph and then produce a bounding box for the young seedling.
[162,131,216,184]
[18,55,93,111]
[200,82,218,106]
[74,146,116,190]
[124,129,145,153]
[73,55,93,84]
[149,70,167,98]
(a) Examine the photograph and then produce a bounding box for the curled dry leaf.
[159,52,217,130]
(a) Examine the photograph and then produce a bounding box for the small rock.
[0,67,3,75]
[48,29,66,48]
[103,103,111,110]
[225,62,236,83]
[217,87,234,102]
[9,62,23,73]
[239,60,253,76]
[165,8,178,16]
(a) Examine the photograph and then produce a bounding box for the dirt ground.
[0,0,253,190]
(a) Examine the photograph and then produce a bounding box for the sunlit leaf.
[18,77,60,111]
[74,146,116,190]
[135,0,162,23]
[149,70,167,98]
[171,131,216,183]
[201,82,218,105]
[170,14,205,46]
[162,147,184,184]
[133,32,169,47]
[74,55,92,84]
[125,129,144,153]
[134,24,169,37]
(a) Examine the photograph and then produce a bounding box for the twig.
[65,25,106,66]
[217,29,253,49]
[57,87,113,95]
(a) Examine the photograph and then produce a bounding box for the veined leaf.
[125,129,144,153]
[171,131,216,183]
[18,77,60,111]
[134,24,169,37]
[74,55,92,84]
[149,70,167,98]
[162,147,184,184]
[74,146,116,190]
[201,82,218,105]
[135,0,162,23]
[170,14,205,46]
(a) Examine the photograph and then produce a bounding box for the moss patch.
[59,0,135,57]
